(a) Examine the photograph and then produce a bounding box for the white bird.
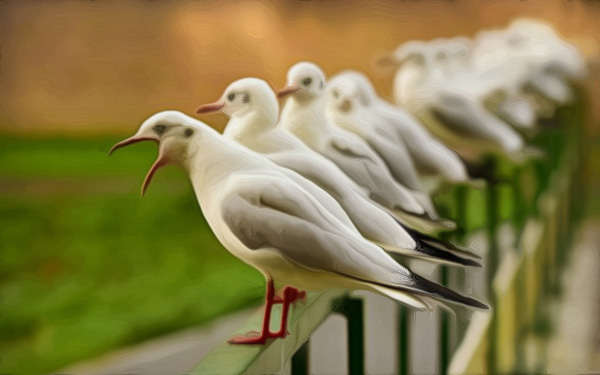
[392,41,527,163]
[426,36,541,130]
[471,19,586,106]
[110,110,488,344]
[196,77,481,267]
[325,70,476,187]
[277,61,445,222]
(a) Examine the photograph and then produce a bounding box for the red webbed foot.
[284,287,306,307]
[228,332,270,345]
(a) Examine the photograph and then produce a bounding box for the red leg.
[228,276,275,345]
[271,286,306,338]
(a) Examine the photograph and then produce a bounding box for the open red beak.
[277,85,300,99]
[141,150,169,197]
[196,101,224,114]
[109,136,158,156]
[109,135,166,196]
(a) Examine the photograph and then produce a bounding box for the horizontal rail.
[191,289,345,375]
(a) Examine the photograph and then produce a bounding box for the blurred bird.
[278,61,446,223]
[391,40,527,163]
[471,19,586,106]
[110,110,488,344]
[197,77,481,267]
[325,70,478,188]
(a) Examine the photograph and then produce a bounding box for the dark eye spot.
[302,78,312,86]
[227,93,236,102]
[243,94,250,104]
[184,128,194,138]
[319,81,323,89]
[153,124,166,135]
[332,90,339,98]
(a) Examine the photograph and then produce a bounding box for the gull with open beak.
[197,77,481,267]
[277,61,449,225]
[111,110,488,344]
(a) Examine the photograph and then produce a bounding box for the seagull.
[470,19,586,106]
[277,61,445,223]
[325,70,476,187]
[391,41,527,163]
[196,77,481,267]
[324,75,427,192]
[110,110,488,344]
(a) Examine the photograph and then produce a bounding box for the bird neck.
[280,95,330,143]
[223,109,277,143]
[394,61,427,104]
[182,128,238,187]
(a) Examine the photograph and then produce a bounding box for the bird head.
[197,78,279,126]
[326,71,377,114]
[389,40,431,69]
[109,110,204,196]
[277,61,327,102]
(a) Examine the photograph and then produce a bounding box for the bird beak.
[109,134,166,197]
[141,149,168,197]
[376,54,398,67]
[196,101,225,114]
[277,85,300,99]
[109,136,159,156]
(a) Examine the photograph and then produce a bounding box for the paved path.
[545,221,600,374]
[60,309,254,374]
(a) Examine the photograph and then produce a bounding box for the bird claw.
[228,332,269,345]
[286,288,307,307]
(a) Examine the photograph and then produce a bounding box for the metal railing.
[192,102,585,375]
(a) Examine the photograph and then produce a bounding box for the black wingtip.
[415,238,482,267]
[393,218,483,261]
[411,274,489,310]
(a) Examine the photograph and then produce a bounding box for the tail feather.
[366,275,487,310]
[415,240,482,267]
[367,283,433,311]
[395,220,483,261]
[389,208,456,233]
[409,274,489,310]
[375,239,481,267]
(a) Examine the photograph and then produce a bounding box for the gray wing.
[220,173,414,286]
[220,173,488,309]
[431,91,523,153]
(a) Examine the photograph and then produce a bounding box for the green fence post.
[291,341,310,375]
[334,296,365,375]
[485,156,499,374]
[398,306,410,375]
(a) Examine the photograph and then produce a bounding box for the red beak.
[109,136,158,156]
[109,135,166,196]
[141,150,169,197]
[277,86,300,99]
[196,101,224,114]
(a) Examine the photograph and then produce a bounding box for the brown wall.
[1,0,599,136]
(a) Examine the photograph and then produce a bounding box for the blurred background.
[1,1,600,373]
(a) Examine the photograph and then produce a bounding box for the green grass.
[0,105,590,373]
[0,135,264,373]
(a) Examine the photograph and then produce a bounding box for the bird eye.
[243,94,250,104]
[153,124,166,135]
[302,78,312,86]
[227,93,236,102]
[184,128,194,138]
[332,90,339,98]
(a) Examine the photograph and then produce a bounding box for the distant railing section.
[191,103,585,375]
